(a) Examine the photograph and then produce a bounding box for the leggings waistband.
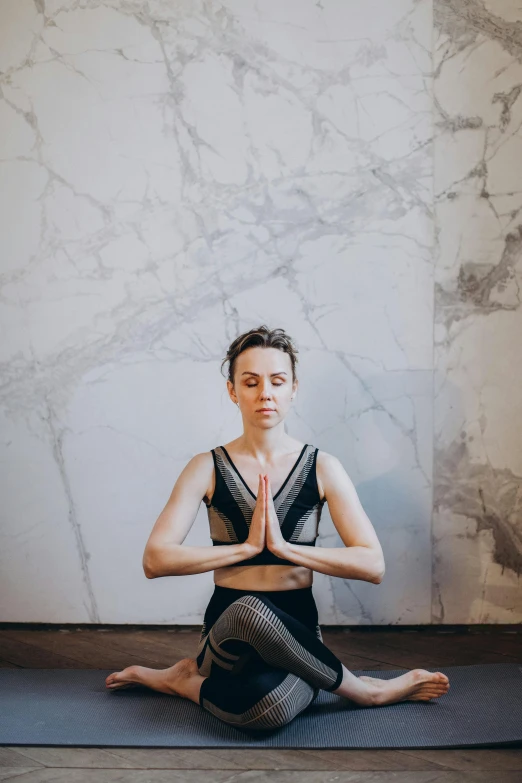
[203,584,318,636]
[212,584,314,598]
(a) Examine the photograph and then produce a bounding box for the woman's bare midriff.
[214,564,313,591]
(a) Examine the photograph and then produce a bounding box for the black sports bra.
[205,444,325,566]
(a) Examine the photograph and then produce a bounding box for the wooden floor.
[1,625,521,782]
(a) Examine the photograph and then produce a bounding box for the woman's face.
[228,347,297,426]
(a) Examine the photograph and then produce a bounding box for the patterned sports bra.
[205,443,326,566]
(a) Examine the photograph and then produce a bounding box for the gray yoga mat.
[1,663,521,749]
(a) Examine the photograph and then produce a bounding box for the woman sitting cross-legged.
[106,325,449,730]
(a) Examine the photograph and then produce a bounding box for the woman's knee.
[218,594,277,638]
[241,676,316,730]
[200,668,316,731]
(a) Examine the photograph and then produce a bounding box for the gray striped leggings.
[195,585,344,731]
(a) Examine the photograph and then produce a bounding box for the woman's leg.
[195,594,450,708]
[197,593,344,691]
[106,658,206,704]
[105,653,449,711]
[106,591,450,709]
[198,661,319,730]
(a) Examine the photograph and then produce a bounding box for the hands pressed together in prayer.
[240,467,386,584]
[245,474,287,557]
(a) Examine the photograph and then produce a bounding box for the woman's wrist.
[242,541,263,558]
[267,540,290,558]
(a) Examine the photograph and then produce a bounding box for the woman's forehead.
[236,347,291,373]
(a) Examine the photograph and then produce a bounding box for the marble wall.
[0,0,520,625]
[433,0,522,623]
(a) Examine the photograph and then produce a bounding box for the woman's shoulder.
[315,448,346,499]
[185,450,215,480]
[188,451,217,507]
[190,449,215,464]
[315,446,337,465]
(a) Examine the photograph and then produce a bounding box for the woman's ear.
[226,379,237,405]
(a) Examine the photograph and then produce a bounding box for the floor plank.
[2,769,522,782]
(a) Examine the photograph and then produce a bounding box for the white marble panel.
[1,0,435,625]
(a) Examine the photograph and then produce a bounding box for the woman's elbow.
[365,549,385,584]
[142,545,164,578]
[372,559,385,584]
[143,555,157,578]
[143,542,184,578]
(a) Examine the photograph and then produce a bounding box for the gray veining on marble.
[433,0,522,622]
[0,0,519,625]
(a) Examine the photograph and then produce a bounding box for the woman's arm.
[272,541,383,582]
[145,541,259,578]
[143,452,258,578]
[269,451,385,583]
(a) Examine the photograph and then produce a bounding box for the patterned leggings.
[195,585,344,731]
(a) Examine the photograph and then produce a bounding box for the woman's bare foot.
[332,664,450,706]
[105,658,206,704]
[358,670,450,706]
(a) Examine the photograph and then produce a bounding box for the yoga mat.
[1,663,521,749]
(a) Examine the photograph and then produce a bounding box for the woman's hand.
[244,474,267,555]
[264,475,288,556]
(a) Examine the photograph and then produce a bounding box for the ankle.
[168,659,205,701]
[333,676,379,707]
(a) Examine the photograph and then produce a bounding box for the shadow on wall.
[314,365,512,626]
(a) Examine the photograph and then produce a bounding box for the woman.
[106,325,449,730]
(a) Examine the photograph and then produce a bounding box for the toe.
[106,671,124,686]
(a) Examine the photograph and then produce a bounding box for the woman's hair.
[221,325,299,386]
